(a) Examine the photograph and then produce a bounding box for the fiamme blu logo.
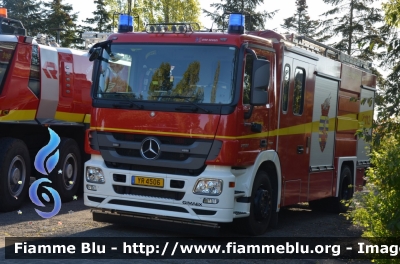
[29,128,62,218]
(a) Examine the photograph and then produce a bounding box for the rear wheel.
[331,166,353,213]
[0,138,30,212]
[309,166,354,213]
[242,171,277,236]
[49,138,81,202]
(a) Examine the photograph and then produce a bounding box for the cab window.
[293,67,305,115]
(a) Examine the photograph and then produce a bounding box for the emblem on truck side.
[42,61,58,79]
[140,137,161,160]
[319,96,331,152]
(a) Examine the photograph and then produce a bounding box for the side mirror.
[89,47,102,62]
[250,59,270,106]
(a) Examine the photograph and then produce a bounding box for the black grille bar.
[113,185,185,200]
[108,199,188,213]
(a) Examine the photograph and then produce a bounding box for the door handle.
[297,145,304,154]
[260,139,267,148]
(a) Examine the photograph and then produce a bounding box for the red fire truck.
[84,13,375,235]
[0,8,93,212]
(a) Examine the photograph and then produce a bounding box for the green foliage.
[203,0,277,31]
[348,136,400,264]
[318,0,385,61]
[43,0,79,47]
[281,0,320,37]
[104,0,201,31]
[383,0,400,27]
[81,0,112,32]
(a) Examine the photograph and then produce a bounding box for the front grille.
[97,131,215,175]
[116,148,190,161]
[113,185,185,200]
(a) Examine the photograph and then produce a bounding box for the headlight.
[193,179,223,196]
[86,167,105,183]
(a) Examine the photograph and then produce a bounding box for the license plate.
[132,176,164,188]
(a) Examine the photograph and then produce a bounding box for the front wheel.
[49,138,81,202]
[241,171,277,236]
[0,138,30,212]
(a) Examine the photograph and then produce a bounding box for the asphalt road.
[0,196,371,264]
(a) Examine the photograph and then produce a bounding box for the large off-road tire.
[48,138,81,202]
[0,138,30,212]
[331,166,354,213]
[241,171,278,236]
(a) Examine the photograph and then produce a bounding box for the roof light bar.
[228,13,245,34]
[118,14,133,33]
[145,22,199,34]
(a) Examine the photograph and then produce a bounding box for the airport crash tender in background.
[0,7,94,212]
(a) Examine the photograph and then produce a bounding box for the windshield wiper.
[99,92,143,109]
[157,95,210,113]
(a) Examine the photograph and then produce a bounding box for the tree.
[318,0,384,61]
[346,4,400,260]
[383,0,400,27]
[281,0,319,37]
[43,0,79,48]
[363,0,400,141]
[203,0,277,31]
[0,0,45,36]
[81,0,112,32]
[104,0,201,32]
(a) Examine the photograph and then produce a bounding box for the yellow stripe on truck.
[0,110,36,121]
[90,110,373,140]
[55,112,85,123]
[84,114,91,124]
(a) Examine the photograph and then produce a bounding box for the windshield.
[95,44,237,104]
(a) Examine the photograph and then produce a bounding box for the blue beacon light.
[118,14,134,33]
[228,13,245,34]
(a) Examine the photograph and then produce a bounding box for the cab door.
[278,55,315,206]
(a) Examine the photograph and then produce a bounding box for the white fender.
[234,150,282,212]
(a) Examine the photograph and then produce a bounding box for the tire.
[308,198,329,211]
[48,138,81,202]
[242,171,277,236]
[0,138,30,212]
[331,166,353,213]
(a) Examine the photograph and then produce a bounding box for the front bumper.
[84,155,236,223]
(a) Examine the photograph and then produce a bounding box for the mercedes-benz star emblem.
[140,137,161,160]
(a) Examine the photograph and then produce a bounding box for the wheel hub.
[8,156,26,196]
[254,189,270,220]
[65,163,73,179]
[11,168,21,184]
[62,154,77,190]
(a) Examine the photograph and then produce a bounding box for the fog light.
[86,184,97,191]
[86,166,105,183]
[203,198,219,204]
[193,179,223,196]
